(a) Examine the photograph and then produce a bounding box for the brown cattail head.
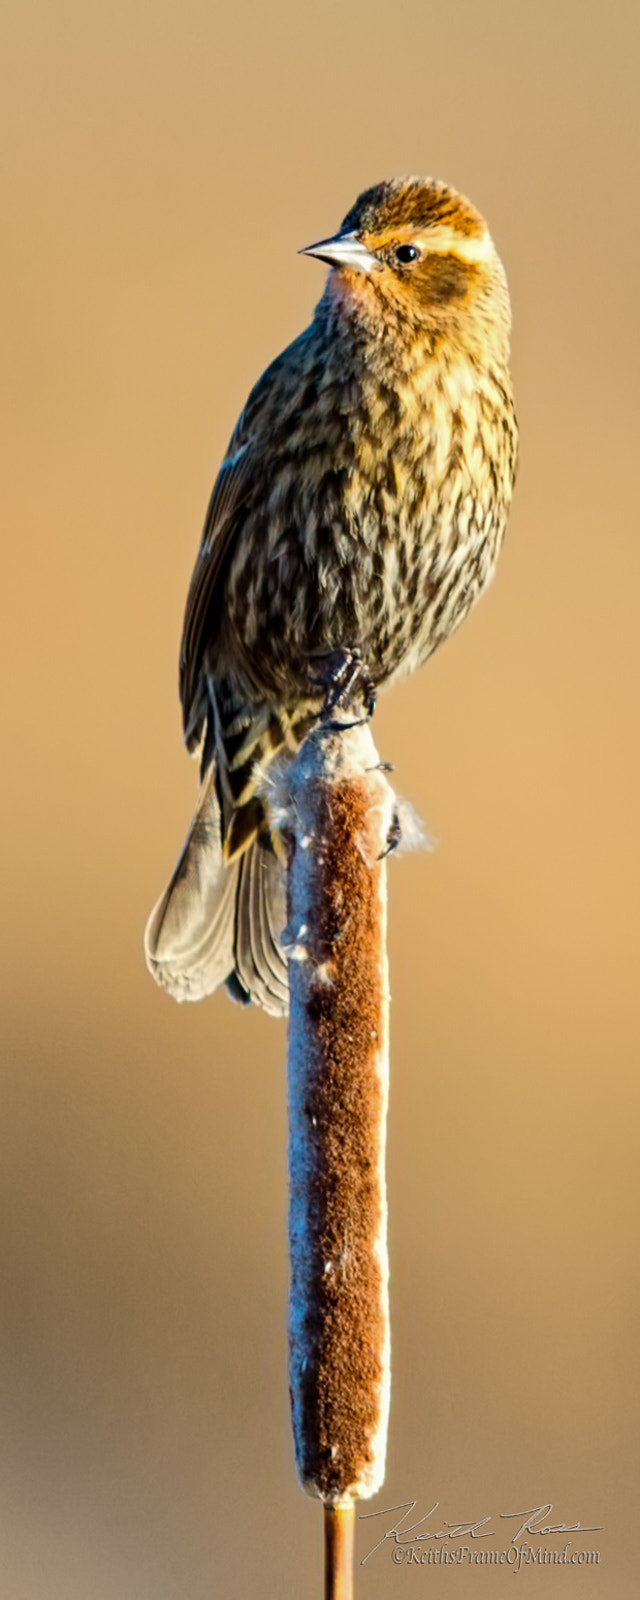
[281,719,395,1502]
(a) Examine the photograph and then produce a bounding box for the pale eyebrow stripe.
[418,228,494,263]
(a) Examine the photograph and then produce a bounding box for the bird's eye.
[395,244,420,265]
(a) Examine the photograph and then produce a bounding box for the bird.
[145,175,518,1016]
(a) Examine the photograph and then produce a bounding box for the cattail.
[279,715,395,1590]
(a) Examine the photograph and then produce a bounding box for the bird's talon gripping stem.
[377,806,402,859]
[315,648,377,725]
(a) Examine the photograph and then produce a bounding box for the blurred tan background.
[1,0,638,1594]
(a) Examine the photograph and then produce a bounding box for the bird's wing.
[179,332,311,750]
[179,434,256,749]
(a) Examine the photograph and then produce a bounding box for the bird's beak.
[299,229,379,274]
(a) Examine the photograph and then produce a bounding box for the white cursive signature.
[360,1501,603,1565]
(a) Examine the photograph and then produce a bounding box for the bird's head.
[302,177,511,361]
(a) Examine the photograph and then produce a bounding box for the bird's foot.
[313,648,377,726]
[377,805,402,859]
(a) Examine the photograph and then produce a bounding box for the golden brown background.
[2,0,638,1594]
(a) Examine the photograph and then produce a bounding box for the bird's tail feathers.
[144,760,289,1016]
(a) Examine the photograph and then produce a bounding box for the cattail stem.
[282,715,395,1579]
[324,1500,355,1600]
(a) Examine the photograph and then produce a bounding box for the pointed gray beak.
[299,229,379,274]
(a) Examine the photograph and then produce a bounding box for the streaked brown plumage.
[145,176,518,1015]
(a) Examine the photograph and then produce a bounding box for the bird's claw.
[377,806,402,860]
[313,648,377,724]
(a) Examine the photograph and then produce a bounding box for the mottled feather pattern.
[146,176,518,1014]
[216,326,516,701]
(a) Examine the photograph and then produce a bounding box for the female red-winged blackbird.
[145,176,518,1015]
